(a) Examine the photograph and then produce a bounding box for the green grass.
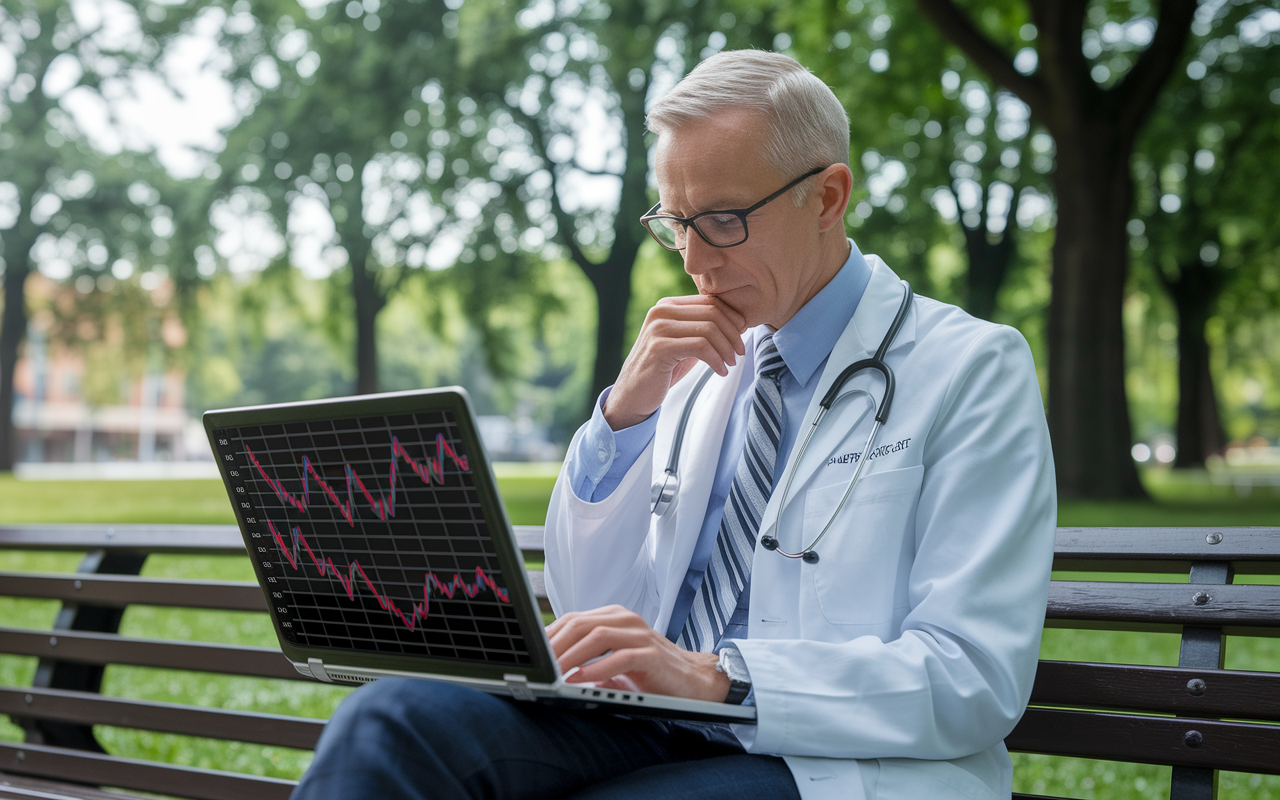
[2,466,1279,795]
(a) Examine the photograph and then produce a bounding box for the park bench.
[1,523,1278,800]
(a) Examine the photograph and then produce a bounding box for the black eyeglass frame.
[639,165,829,251]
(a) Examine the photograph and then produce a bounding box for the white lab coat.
[545,257,1056,800]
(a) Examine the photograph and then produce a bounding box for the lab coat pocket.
[805,465,924,625]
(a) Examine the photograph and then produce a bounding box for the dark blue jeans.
[292,678,799,800]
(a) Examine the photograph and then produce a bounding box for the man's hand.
[603,295,747,430]
[546,605,730,702]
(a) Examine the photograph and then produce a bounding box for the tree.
[916,0,1198,499]
[206,0,489,395]
[0,1,175,469]
[1133,11,1280,466]
[792,3,1054,321]
[453,0,776,410]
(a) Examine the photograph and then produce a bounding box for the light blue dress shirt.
[567,241,873,645]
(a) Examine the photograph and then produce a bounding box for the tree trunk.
[0,262,29,471]
[585,261,634,404]
[562,4,651,414]
[1047,138,1145,498]
[915,0,1194,499]
[963,226,1016,321]
[350,254,383,396]
[0,222,36,472]
[1165,262,1226,467]
[335,164,383,397]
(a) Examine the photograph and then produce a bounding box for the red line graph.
[246,434,469,526]
[268,520,510,631]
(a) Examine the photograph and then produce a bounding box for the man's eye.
[703,214,739,230]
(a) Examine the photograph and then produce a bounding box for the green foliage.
[782,0,1053,322]
[624,240,695,352]
[199,0,554,392]
[185,271,354,411]
[1126,2,1280,446]
[180,251,596,442]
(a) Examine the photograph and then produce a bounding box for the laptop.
[203,387,755,724]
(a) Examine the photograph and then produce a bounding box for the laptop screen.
[211,403,533,669]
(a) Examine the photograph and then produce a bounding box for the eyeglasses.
[639,166,828,251]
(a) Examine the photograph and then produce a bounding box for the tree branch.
[571,160,622,179]
[1114,0,1197,141]
[915,0,1052,116]
[507,104,596,273]
[1008,181,1025,230]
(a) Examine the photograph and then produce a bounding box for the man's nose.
[681,227,722,276]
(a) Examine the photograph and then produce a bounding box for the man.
[294,49,1055,800]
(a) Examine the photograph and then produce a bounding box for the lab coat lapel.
[759,257,917,536]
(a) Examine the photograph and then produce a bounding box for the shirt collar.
[767,239,873,388]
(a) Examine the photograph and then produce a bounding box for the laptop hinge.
[308,658,334,683]
[503,673,535,701]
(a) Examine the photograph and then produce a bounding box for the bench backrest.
[1010,526,1280,800]
[2,524,1279,800]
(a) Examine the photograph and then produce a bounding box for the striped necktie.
[678,332,787,652]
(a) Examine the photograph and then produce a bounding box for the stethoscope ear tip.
[759,536,778,551]
[802,551,820,564]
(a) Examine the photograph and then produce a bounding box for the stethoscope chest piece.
[760,535,819,562]
[651,471,678,516]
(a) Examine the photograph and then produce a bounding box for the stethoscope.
[651,281,914,565]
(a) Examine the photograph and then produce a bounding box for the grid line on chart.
[218,410,531,666]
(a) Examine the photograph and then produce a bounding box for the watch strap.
[724,678,751,705]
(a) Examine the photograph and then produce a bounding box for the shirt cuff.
[566,386,659,502]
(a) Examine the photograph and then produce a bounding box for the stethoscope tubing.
[650,368,715,516]
[760,403,880,562]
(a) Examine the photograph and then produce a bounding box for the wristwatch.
[715,648,752,705]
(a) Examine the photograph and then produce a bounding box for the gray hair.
[646,50,850,206]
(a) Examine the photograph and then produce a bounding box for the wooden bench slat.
[0,526,246,555]
[1053,527,1280,574]
[0,688,324,750]
[0,628,303,681]
[1,570,547,613]
[513,526,544,561]
[0,743,294,800]
[527,570,550,613]
[0,524,548,560]
[1028,661,1280,720]
[1007,707,1280,774]
[0,573,268,612]
[1046,580,1280,630]
[7,523,1278,566]
[0,771,152,800]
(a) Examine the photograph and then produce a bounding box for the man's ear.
[814,164,854,233]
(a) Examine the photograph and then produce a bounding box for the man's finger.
[557,626,653,672]
[707,294,748,335]
[547,606,646,657]
[565,645,661,684]
[647,301,746,353]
